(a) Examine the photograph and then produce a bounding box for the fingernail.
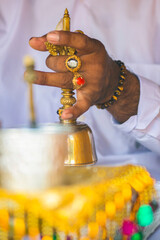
[47,32,59,43]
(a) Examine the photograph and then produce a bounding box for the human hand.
[29,31,120,120]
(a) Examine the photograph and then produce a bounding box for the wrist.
[108,70,140,123]
[96,59,140,124]
[105,59,121,101]
[97,60,125,109]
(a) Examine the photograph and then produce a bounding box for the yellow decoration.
[122,184,132,202]
[105,201,116,219]
[42,236,53,240]
[14,218,25,236]
[138,172,154,187]
[88,222,99,238]
[131,179,144,193]
[0,165,157,240]
[114,192,125,210]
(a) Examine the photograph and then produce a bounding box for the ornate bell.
[43,8,97,166]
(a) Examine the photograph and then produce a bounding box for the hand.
[29,31,120,120]
[29,31,140,123]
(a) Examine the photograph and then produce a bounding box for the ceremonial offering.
[0,165,159,240]
[0,8,160,240]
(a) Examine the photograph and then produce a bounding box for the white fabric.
[0,0,160,171]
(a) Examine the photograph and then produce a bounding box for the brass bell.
[44,8,97,166]
[42,121,97,166]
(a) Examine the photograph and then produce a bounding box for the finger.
[61,99,91,120]
[47,31,101,54]
[46,54,86,73]
[31,70,73,88]
[46,55,68,72]
[29,35,48,51]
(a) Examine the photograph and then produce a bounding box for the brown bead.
[119,80,124,85]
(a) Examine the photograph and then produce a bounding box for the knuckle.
[42,72,47,85]
[45,56,51,67]
[91,63,104,75]
[80,35,89,49]
[38,72,47,85]
[95,39,105,51]
[46,55,67,72]
[97,64,105,74]
[57,59,65,72]
[60,31,71,46]
[46,55,57,70]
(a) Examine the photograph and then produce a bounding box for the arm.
[112,75,160,154]
[29,31,160,154]
[29,31,140,122]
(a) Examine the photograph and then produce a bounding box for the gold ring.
[72,73,85,90]
[65,55,81,72]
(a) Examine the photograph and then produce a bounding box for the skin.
[29,31,140,123]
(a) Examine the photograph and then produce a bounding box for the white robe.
[0,1,160,238]
[0,0,160,171]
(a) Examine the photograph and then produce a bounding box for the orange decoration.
[105,201,116,219]
[96,210,106,227]
[114,192,125,210]
[0,209,9,230]
[88,222,99,238]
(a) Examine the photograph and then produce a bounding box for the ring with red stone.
[65,55,81,72]
[72,72,85,90]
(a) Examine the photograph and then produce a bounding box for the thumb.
[61,99,91,120]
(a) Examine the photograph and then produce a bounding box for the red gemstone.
[76,77,85,85]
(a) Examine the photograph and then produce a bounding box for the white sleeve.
[112,76,160,155]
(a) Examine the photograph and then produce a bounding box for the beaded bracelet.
[96,60,126,109]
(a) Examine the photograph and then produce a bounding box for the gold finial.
[64,8,69,16]
[63,8,70,31]
[23,55,36,128]
[60,9,76,123]
[45,9,76,124]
